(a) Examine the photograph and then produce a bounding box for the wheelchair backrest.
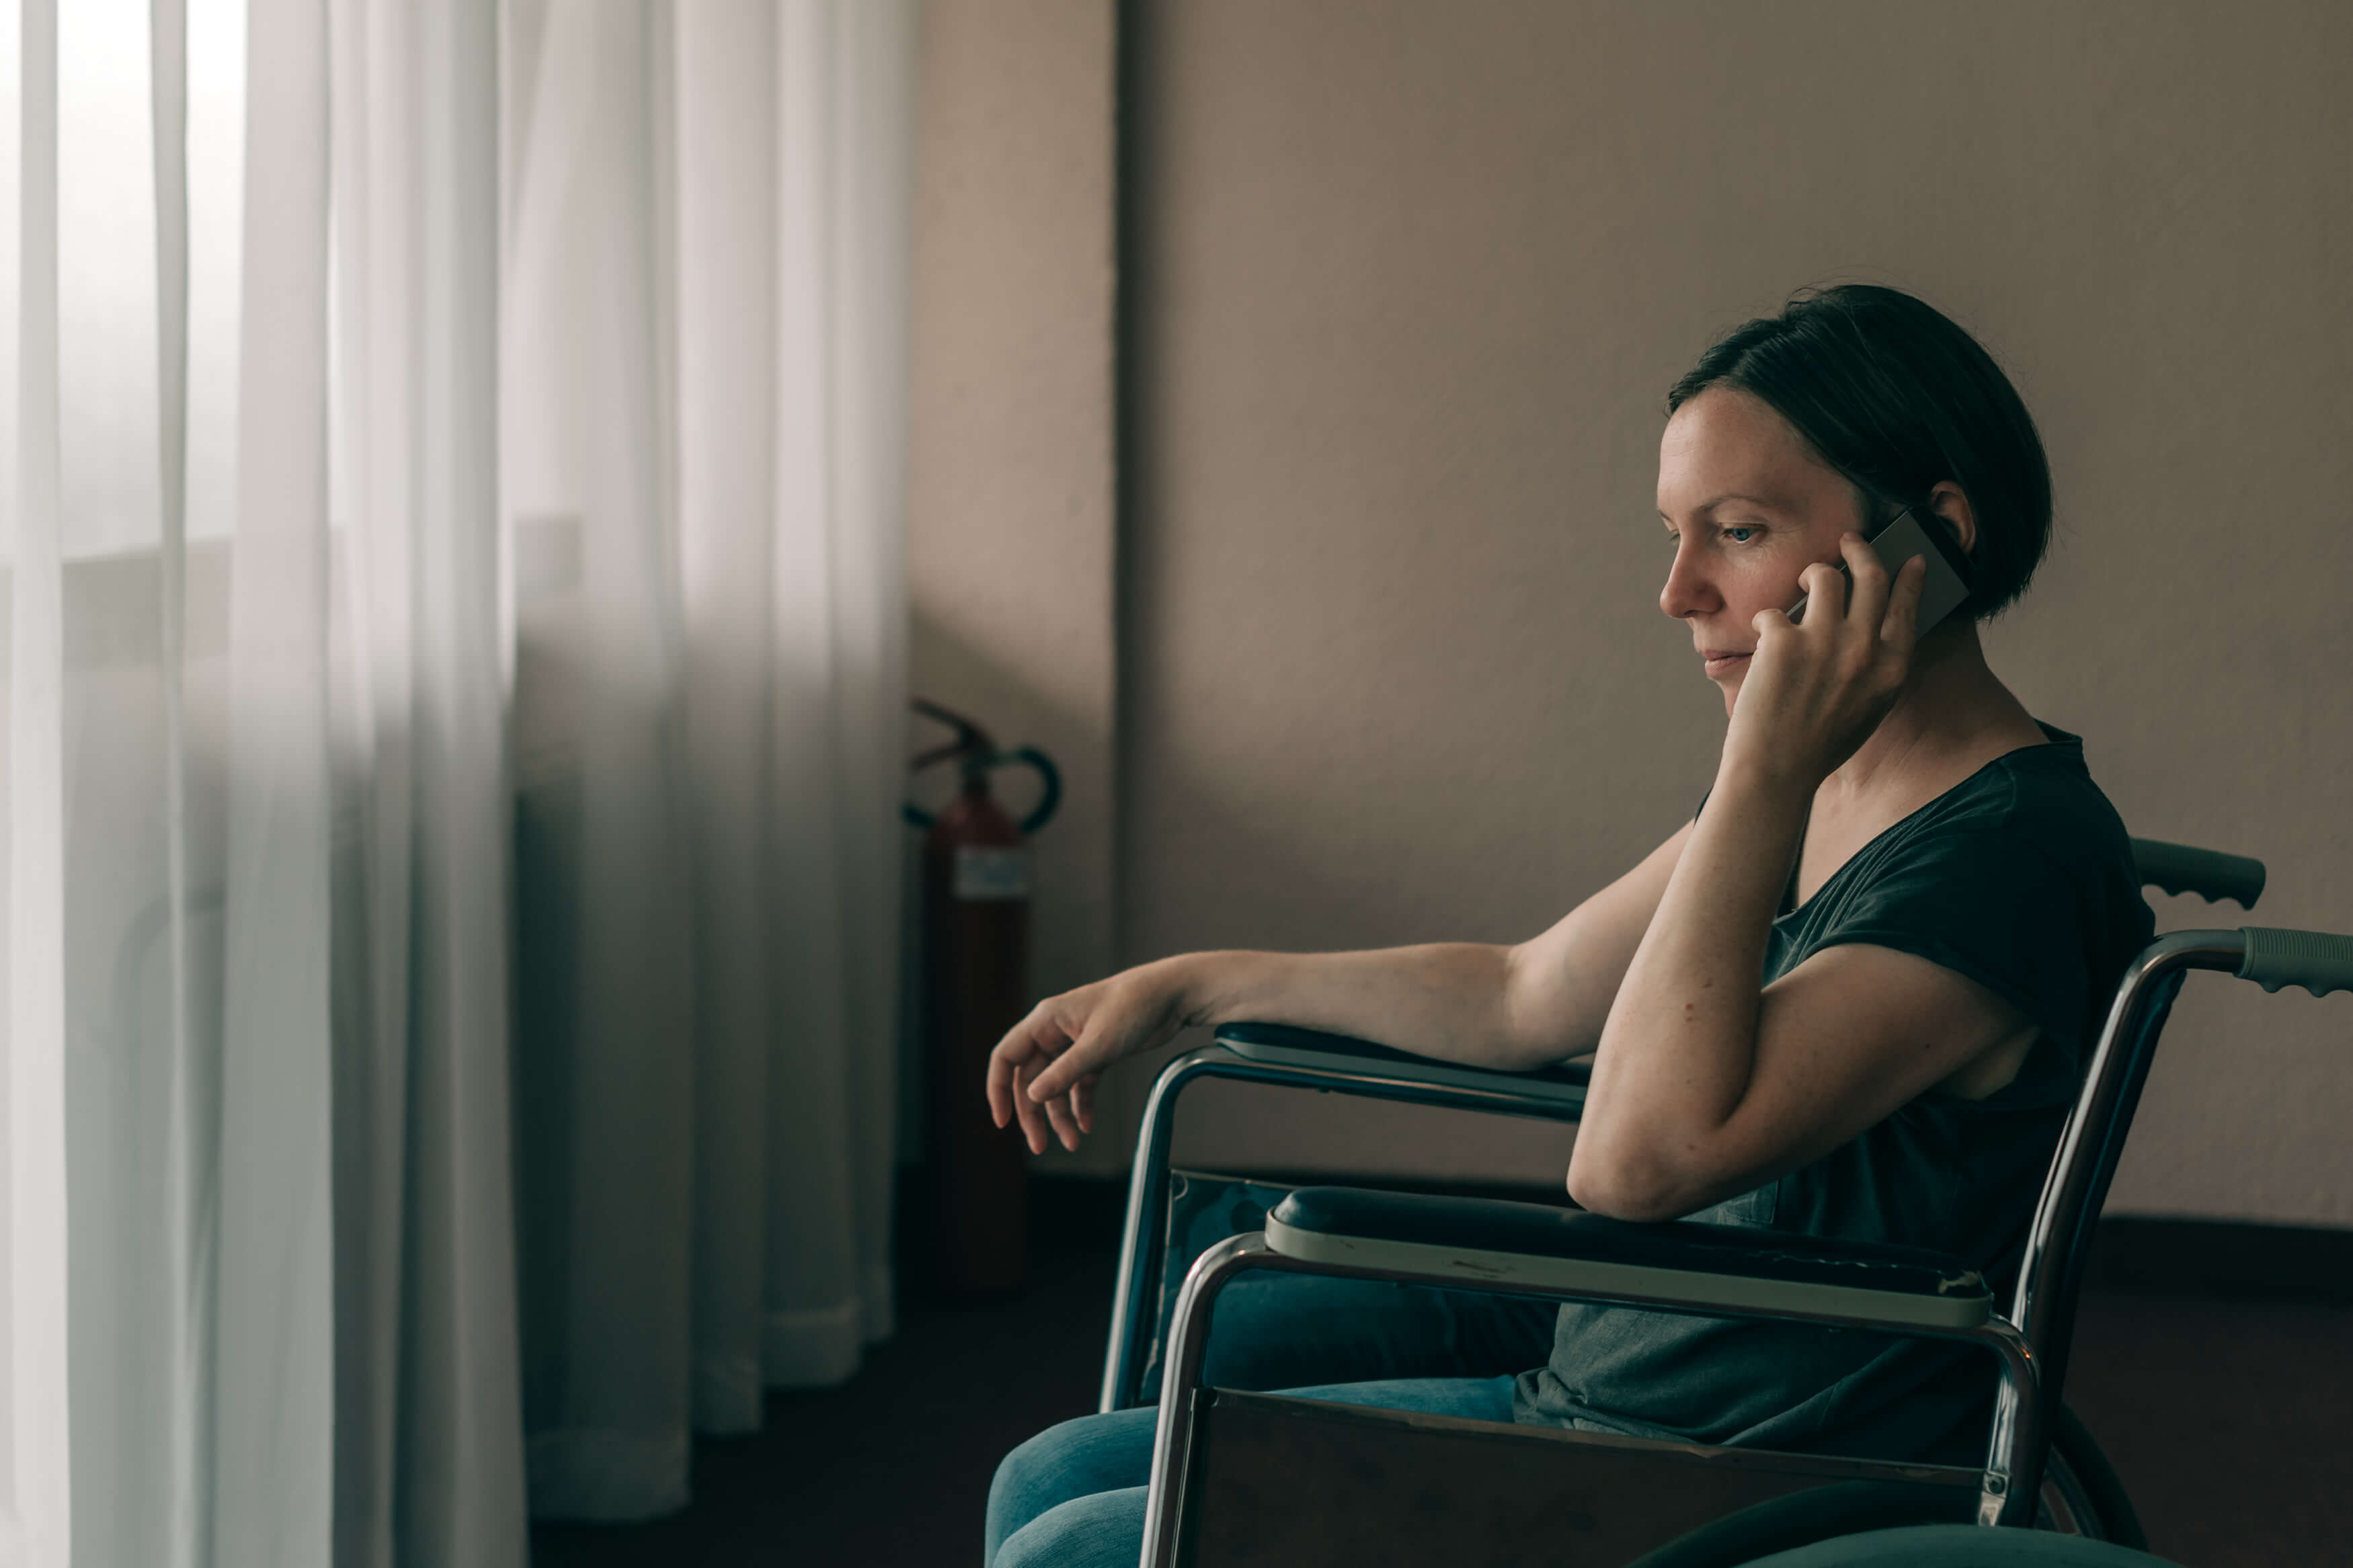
[2017,839,2266,1405]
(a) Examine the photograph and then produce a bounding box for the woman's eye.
[1722,526,1758,544]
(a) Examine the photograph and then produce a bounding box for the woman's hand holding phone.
[1724,532,1928,789]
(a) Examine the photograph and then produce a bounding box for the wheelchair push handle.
[2237,926,2353,998]
[2129,836,2266,909]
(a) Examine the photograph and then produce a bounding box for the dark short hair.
[1665,284,2052,620]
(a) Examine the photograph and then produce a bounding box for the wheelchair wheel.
[2040,1402,2147,1549]
[1620,1403,2145,1568]
[1625,1481,1972,1567]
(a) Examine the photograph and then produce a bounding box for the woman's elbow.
[1565,1148,1693,1224]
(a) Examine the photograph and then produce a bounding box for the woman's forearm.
[1157,942,1570,1071]
[1571,761,1809,1212]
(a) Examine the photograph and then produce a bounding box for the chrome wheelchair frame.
[1091,839,2319,1563]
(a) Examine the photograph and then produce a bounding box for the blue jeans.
[986,1270,1557,1567]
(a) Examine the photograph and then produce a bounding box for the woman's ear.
[1927,481,1978,557]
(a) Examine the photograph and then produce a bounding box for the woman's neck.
[1822,620,2044,806]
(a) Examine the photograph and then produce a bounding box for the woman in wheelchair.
[980,284,2155,1567]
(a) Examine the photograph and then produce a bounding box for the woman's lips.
[1704,653,1751,677]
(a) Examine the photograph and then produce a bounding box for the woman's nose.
[1659,542,1719,622]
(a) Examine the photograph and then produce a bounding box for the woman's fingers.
[1881,553,1927,653]
[986,1039,1019,1126]
[1837,531,1925,649]
[1008,1059,1053,1154]
[1829,535,1925,686]
[1025,1024,1105,1103]
[985,990,1138,1153]
[987,1022,1043,1127]
[1042,1090,1082,1152]
[988,976,1169,1150]
[1804,556,1849,630]
[1839,532,1886,632]
[989,1001,1082,1127]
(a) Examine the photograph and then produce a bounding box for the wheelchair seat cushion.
[1267,1188,1990,1329]
[1728,1523,2182,1566]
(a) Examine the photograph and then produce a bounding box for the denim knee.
[993,1486,1150,1568]
[984,1407,1158,1565]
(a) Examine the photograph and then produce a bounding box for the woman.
[980,284,2154,1566]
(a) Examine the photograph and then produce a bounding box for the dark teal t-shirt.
[1511,722,2155,1462]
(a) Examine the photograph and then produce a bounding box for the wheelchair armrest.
[1213,1022,1591,1109]
[1265,1186,1991,1330]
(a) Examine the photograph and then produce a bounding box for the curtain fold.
[2,0,910,1551]
[216,1,335,1556]
[506,0,914,1522]
[325,0,524,1561]
[3,0,530,1561]
[6,1,75,1559]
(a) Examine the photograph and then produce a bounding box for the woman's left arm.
[1568,535,2032,1221]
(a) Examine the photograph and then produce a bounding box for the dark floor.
[528,1192,1117,1568]
[531,1182,2353,1568]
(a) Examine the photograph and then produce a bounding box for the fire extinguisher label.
[953,845,1031,901]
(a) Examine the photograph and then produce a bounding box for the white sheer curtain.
[504,0,912,1520]
[1,0,912,1556]
[3,0,524,1562]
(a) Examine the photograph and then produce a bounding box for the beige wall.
[907,0,1122,1173]
[912,0,2353,1219]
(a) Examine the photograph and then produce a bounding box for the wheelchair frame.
[1102,837,2264,1414]
[1092,839,2300,1563]
[1141,924,2353,1565]
[1099,1030,1593,1412]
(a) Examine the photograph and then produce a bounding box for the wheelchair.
[1088,837,2341,1565]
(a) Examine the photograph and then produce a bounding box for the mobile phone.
[1786,507,1974,633]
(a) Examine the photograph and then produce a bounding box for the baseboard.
[2082,1215,2353,1305]
[1031,1174,2353,1305]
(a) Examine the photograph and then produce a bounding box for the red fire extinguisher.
[905,698,1062,1296]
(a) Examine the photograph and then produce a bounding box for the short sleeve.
[1788,808,2153,1062]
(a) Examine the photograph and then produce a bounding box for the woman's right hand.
[986,961,1195,1154]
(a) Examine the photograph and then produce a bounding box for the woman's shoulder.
[1832,722,2145,940]
[1908,720,2129,848]
[1811,721,2155,1057]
